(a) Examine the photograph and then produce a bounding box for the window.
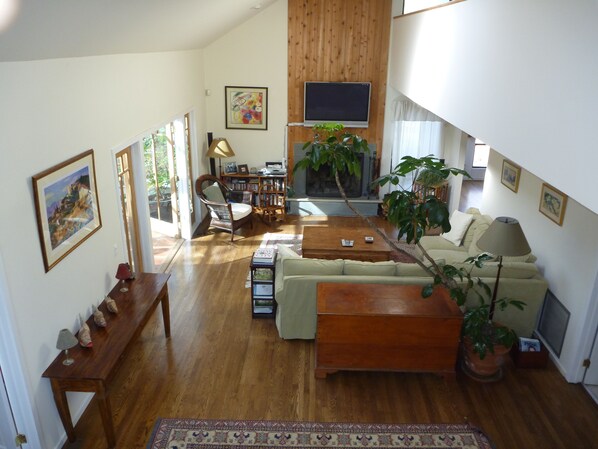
[473,138,490,168]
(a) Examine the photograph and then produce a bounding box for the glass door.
[143,126,180,238]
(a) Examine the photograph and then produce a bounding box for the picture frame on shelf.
[501,159,521,193]
[539,182,567,226]
[224,161,238,174]
[225,86,268,130]
[238,164,249,174]
[32,149,102,272]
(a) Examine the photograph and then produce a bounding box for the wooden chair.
[195,174,254,241]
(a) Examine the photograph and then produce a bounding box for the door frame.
[0,252,43,448]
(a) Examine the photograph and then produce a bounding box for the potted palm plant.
[295,123,527,380]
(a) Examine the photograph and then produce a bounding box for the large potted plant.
[295,123,527,380]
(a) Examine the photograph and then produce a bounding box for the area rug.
[147,418,494,449]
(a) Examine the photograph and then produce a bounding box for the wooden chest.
[315,283,463,379]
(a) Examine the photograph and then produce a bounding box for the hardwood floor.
[61,216,598,449]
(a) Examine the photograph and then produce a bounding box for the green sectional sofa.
[274,210,547,340]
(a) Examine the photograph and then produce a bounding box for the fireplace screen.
[305,155,363,198]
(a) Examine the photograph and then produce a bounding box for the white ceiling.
[0,0,277,62]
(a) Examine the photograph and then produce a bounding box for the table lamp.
[476,216,531,320]
[206,138,235,176]
[56,329,78,366]
[116,262,132,292]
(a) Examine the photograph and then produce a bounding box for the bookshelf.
[250,252,277,318]
[221,173,287,222]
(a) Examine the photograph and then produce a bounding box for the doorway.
[0,367,20,449]
[115,114,194,273]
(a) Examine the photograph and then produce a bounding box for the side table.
[250,252,277,318]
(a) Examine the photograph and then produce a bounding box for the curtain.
[389,99,445,190]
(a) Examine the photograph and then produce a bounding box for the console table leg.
[95,381,116,448]
[50,379,76,442]
[161,290,171,338]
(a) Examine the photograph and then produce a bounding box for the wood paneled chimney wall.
[287,0,392,171]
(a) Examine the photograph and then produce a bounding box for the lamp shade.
[206,138,235,159]
[476,216,531,257]
[56,328,78,350]
[115,262,132,281]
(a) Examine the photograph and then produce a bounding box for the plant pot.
[461,336,512,382]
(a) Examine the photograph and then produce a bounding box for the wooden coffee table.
[302,226,391,262]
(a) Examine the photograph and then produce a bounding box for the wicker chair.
[195,174,254,241]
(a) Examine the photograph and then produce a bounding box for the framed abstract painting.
[539,183,567,226]
[32,149,102,272]
[225,86,268,130]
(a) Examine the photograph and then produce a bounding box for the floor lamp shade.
[476,217,531,257]
[476,216,530,320]
[206,138,235,175]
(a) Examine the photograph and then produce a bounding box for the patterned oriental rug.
[147,419,494,449]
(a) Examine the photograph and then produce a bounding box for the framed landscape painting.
[225,86,268,130]
[32,149,102,272]
[539,182,567,226]
[501,159,521,193]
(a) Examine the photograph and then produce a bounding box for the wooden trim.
[397,0,468,19]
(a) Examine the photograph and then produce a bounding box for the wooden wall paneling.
[287,0,392,178]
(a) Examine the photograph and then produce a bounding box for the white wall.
[388,0,598,215]
[388,0,598,381]
[203,0,288,170]
[482,150,598,381]
[0,49,207,449]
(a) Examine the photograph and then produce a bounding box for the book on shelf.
[253,248,275,263]
[254,306,274,314]
[254,299,274,307]
[518,337,541,352]
[253,284,273,296]
[253,268,273,281]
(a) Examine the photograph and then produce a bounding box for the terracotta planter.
[461,336,511,382]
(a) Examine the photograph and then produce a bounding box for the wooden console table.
[315,283,463,379]
[42,272,171,448]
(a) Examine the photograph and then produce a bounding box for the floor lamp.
[206,138,235,177]
[476,216,531,320]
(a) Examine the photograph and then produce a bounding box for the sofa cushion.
[282,258,344,276]
[396,262,431,277]
[468,221,492,257]
[453,262,540,279]
[441,210,474,246]
[426,249,469,264]
[344,260,397,276]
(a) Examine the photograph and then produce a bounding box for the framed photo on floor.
[501,159,521,193]
[32,149,102,272]
[539,182,567,226]
[225,86,268,130]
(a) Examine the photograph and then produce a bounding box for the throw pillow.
[203,182,226,203]
[276,243,301,259]
[441,210,474,246]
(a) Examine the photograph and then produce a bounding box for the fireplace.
[292,142,376,199]
[305,155,364,198]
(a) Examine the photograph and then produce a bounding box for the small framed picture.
[238,164,249,174]
[224,161,237,174]
[501,159,521,193]
[225,86,268,130]
[539,183,567,226]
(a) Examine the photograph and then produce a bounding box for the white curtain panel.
[389,100,445,190]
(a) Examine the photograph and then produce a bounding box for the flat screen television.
[304,81,371,128]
